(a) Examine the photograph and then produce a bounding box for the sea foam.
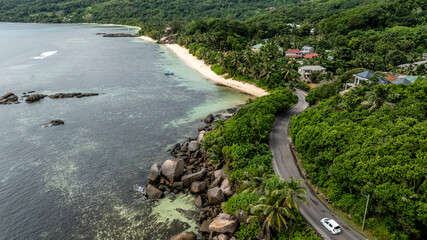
[31,51,58,59]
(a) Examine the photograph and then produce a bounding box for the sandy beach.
[138,36,269,97]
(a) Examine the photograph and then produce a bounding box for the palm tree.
[281,62,299,82]
[213,119,227,146]
[283,177,308,210]
[247,190,296,239]
[247,179,307,239]
[241,165,272,194]
[366,86,396,112]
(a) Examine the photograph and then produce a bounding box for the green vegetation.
[203,89,319,239]
[290,80,427,239]
[0,0,299,24]
[2,0,426,238]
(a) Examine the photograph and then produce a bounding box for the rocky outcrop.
[26,94,46,103]
[141,110,241,239]
[51,119,65,125]
[220,179,233,197]
[0,92,19,104]
[148,163,161,183]
[208,187,224,205]
[181,168,206,187]
[103,33,138,37]
[209,213,238,234]
[161,158,185,183]
[170,231,197,240]
[204,114,214,124]
[187,141,199,153]
[197,131,206,144]
[2,91,99,105]
[157,34,176,44]
[190,181,207,194]
[146,184,163,199]
[49,93,98,99]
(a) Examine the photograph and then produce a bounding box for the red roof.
[304,53,319,59]
[285,49,302,54]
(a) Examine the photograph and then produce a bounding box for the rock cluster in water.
[0,91,99,104]
[0,92,19,104]
[42,120,65,128]
[142,111,244,240]
[99,33,138,37]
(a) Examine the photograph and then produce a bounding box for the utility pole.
[362,194,370,231]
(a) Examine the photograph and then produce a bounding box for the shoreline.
[138,36,269,98]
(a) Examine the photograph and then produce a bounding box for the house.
[301,46,315,54]
[304,53,319,59]
[251,43,265,51]
[347,70,390,89]
[353,70,373,85]
[392,78,411,85]
[397,60,427,69]
[285,49,303,59]
[422,53,427,60]
[252,43,283,52]
[404,76,420,82]
[298,65,326,81]
[384,73,398,82]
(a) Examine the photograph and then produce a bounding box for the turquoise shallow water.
[0,23,250,239]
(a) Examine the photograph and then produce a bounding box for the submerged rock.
[51,119,64,125]
[25,94,45,103]
[0,92,19,104]
[49,92,98,99]
[42,119,65,128]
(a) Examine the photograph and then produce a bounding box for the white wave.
[31,51,58,59]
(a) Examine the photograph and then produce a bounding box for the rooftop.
[304,53,319,59]
[355,70,373,79]
[392,78,411,85]
[302,46,314,49]
[299,65,326,71]
[286,49,302,53]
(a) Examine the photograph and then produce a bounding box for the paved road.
[270,89,366,240]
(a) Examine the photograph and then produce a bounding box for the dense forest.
[0,0,300,24]
[291,81,427,239]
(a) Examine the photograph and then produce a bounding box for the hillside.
[0,0,300,24]
[290,81,427,239]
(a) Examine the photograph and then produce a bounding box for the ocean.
[0,23,250,239]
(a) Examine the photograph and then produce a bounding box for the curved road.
[270,89,366,240]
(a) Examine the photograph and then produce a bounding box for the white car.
[320,218,341,235]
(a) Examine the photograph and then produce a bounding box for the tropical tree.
[366,85,396,112]
[247,179,307,239]
[283,177,308,210]
[241,165,273,194]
